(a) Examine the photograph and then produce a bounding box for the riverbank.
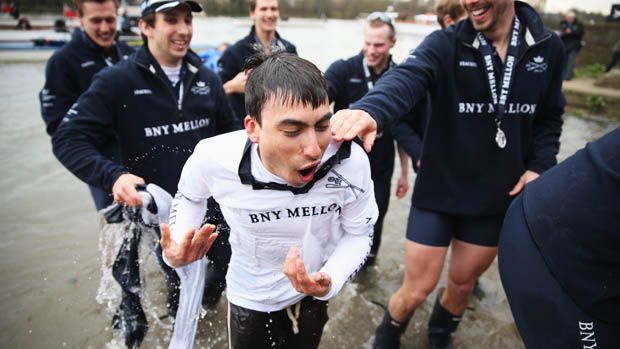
[0,49,53,63]
[562,72,620,120]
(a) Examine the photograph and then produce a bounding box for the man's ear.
[442,14,454,28]
[244,116,260,143]
[138,18,152,39]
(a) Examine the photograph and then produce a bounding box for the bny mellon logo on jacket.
[143,118,211,137]
[459,102,537,115]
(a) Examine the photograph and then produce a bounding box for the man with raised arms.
[161,51,378,349]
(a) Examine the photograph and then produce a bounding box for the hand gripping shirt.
[170,130,378,312]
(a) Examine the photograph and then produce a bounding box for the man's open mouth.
[299,164,319,182]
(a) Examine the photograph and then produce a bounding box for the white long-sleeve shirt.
[169,130,377,312]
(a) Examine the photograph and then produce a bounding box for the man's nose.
[100,21,111,33]
[177,21,191,35]
[303,131,321,160]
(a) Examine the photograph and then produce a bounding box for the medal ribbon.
[476,16,521,148]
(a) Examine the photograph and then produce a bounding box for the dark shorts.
[228,297,329,349]
[406,205,503,247]
[499,195,620,348]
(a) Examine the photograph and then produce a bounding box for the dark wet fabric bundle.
[102,184,179,349]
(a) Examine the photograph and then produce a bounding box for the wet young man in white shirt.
[160,51,378,349]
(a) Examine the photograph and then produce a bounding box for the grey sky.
[545,0,614,14]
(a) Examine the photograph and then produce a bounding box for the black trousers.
[370,176,391,256]
[228,297,329,349]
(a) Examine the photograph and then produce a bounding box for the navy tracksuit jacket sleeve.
[52,70,126,192]
[213,74,243,133]
[351,31,443,131]
[40,54,80,136]
[218,47,242,84]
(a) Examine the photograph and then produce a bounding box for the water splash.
[96,220,174,348]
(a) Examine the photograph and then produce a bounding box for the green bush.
[586,95,607,112]
[574,64,606,79]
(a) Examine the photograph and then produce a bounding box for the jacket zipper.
[136,62,197,118]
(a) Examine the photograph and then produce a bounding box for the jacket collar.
[134,45,202,81]
[457,1,549,49]
[246,25,286,49]
[356,51,396,77]
[72,28,123,58]
[237,139,352,195]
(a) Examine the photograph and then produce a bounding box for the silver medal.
[495,127,507,149]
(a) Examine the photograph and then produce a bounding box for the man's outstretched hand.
[283,246,331,298]
[160,223,218,268]
[330,109,377,152]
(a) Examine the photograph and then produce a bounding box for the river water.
[0,17,618,349]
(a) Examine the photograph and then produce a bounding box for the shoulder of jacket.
[47,47,71,67]
[284,39,296,50]
[326,57,348,72]
[538,29,564,51]
[117,41,136,54]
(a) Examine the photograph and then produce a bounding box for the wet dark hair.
[244,50,328,125]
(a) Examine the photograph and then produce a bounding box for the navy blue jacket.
[523,126,620,326]
[218,26,297,122]
[352,1,565,216]
[39,29,134,136]
[52,46,239,196]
